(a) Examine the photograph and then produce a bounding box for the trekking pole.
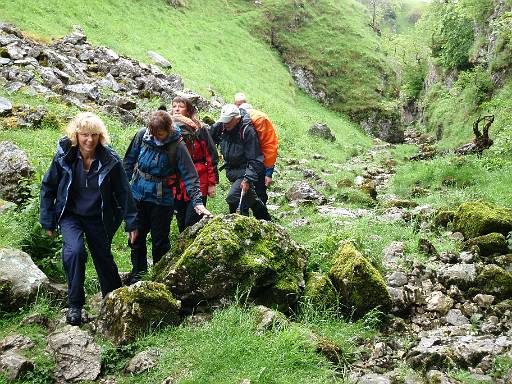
[236,189,245,214]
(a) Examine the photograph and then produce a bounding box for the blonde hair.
[66,112,110,146]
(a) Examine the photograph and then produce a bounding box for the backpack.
[126,128,182,186]
[240,108,278,169]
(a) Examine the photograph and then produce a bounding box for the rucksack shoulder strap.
[165,136,183,174]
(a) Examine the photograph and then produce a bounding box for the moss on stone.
[471,264,512,300]
[303,272,339,309]
[494,254,512,271]
[329,242,391,318]
[463,232,508,257]
[98,281,180,345]
[0,117,19,130]
[433,210,455,228]
[453,202,512,238]
[153,214,307,312]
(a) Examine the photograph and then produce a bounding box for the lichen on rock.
[96,281,180,345]
[153,214,308,313]
[328,242,392,318]
[453,202,512,239]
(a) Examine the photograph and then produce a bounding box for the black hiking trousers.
[130,200,173,281]
[226,177,271,221]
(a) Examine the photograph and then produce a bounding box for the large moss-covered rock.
[328,242,391,318]
[303,272,338,309]
[153,215,307,312]
[463,233,509,257]
[96,281,180,345]
[471,264,512,300]
[453,202,512,239]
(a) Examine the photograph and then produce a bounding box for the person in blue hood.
[123,110,210,284]
[40,112,138,326]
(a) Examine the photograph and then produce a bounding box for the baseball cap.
[217,104,241,123]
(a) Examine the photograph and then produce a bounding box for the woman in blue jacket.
[40,112,138,326]
[123,110,210,284]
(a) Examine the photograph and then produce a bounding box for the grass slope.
[0,0,371,161]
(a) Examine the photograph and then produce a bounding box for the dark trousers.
[130,201,173,278]
[241,173,268,215]
[175,196,207,232]
[226,177,271,221]
[60,212,121,308]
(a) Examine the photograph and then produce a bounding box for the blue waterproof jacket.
[123,127,202,207]
[39,137,138,239]
[209,110,264,183]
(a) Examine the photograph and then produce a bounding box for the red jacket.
[173,123,218,201]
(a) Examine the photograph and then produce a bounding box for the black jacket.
[209,111,264,183]
[40,137,137,239]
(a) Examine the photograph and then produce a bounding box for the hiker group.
[39,93,278,326]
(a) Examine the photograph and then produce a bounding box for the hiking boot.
[66,307,82,326]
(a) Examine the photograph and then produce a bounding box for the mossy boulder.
[96,281,180,345]
[303,272,338,309]
[463,233,509,257]
[453,202,512,238]
[471,264,512,300]
[153,214,307,313]
[328,242,391,318]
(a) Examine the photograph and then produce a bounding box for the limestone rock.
[0,248,49,311]
[46,325,101,382]
[0,97,12,116]
[308,122,335,142]
[285,182,326,205]
[96,281,180,345]
[425,291,454,316]
[437,263,476,290]
[153,215,307,313]
[0,335,34,352]
[124,348,160,374]
[329,242,392,317]
[253,305,288,333]
[0,141,34,203]
[0,350,34,380]
[147,51,172,68]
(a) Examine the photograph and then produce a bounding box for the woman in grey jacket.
[40,112,138,326]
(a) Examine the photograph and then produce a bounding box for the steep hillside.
[0,0,371,159]
[249,0,403,142]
